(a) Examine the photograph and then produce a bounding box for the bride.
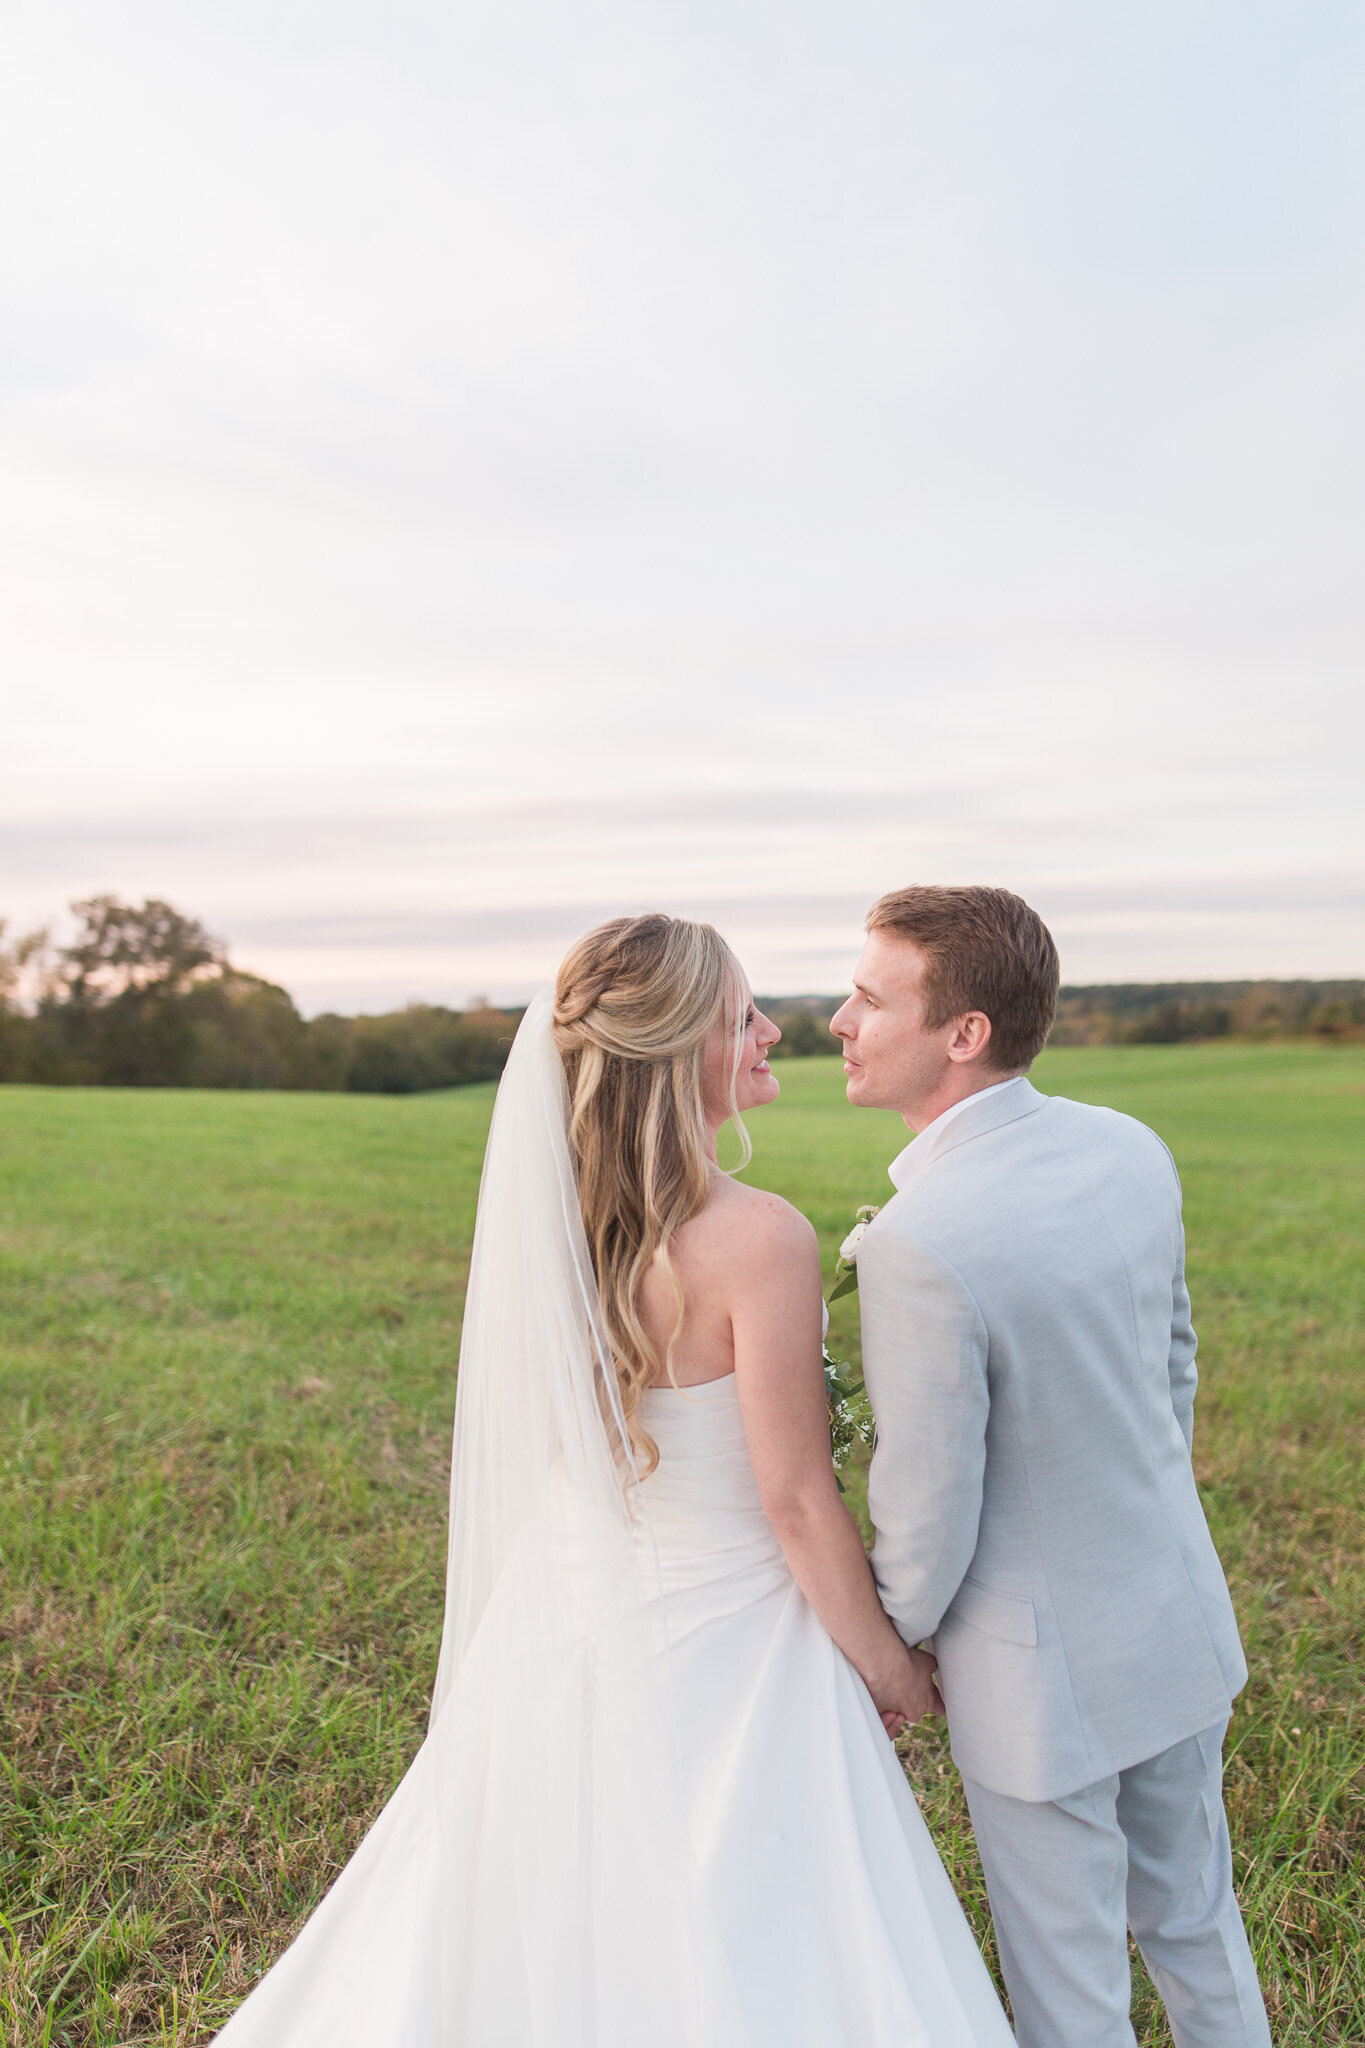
[214,914,1014,2046]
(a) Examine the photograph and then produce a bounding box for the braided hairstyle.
[553,914,749,1476]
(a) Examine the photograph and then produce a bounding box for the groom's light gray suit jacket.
[858,1078,1247,1804]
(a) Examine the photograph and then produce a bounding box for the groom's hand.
[879,1646,945,1736]
[904,1645,945,1724]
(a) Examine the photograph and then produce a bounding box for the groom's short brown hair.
[865,886,1059,1071]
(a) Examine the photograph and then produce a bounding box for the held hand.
[869,1643,944,1737]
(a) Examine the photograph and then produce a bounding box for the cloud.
[1,1,1362,1002]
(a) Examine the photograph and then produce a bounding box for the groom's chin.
[843,1067,886,1110]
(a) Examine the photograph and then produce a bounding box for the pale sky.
[2,1,1362,1010]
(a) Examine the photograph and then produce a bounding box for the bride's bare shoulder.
[680,1171,818,1284]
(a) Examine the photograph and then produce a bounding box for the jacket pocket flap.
[948,1577,1038,1647]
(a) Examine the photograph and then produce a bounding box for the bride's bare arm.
[723,1191,941,1730]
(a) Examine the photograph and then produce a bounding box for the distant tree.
[1126,1000,1186,1045]
[182,973,317,1089]
[1230,983,1290,1038]
[291,1013,354,1091]
[34,896,229,1085]
[770,1009,839,1058]
[1308,997,1365,1038]
[1187,1003,1233,1040]
[0,921,46,1082]
[1125,999,1231,1045]
[0,920,47,1004]
[340,1004,516,1093]
[59,895,225,1002]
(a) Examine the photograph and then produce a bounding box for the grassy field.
[1,1044,1361,2045]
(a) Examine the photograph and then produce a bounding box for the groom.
[832,886,1270,2048]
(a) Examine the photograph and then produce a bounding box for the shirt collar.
[887,1075,1027,1190]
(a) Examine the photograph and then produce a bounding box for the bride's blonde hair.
[553,914,751,1475]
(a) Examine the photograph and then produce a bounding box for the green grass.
[1,1045,1361,2044]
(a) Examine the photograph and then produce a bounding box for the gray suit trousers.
[961,1721,1270,2048]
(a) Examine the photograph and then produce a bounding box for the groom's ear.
[945,1011,994,1064]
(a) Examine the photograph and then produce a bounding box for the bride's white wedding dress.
[214,996,1013,2048]
[626,1375,1014,2044]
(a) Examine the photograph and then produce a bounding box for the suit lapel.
[889,1077,1048,1194]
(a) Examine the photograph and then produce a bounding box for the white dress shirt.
[888,1076,1028,1190]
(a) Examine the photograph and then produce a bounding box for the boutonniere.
[823,1202,880,1478]
[828,1203,881,1302]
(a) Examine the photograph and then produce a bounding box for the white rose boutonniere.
[829,1202,880,1304]
[839,1218,873,1262]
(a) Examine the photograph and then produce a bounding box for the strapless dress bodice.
[634,1375,786,1598]
[639,1375,762,1508]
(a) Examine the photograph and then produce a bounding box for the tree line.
[1047,980,1365,1045]
[2,899,1360,1094]
[0,898,518,1093]
[764,982,1365,1050]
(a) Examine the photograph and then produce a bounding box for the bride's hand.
[868,1643,943,1737]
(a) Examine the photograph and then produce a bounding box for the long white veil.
[429,987,633,1712]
